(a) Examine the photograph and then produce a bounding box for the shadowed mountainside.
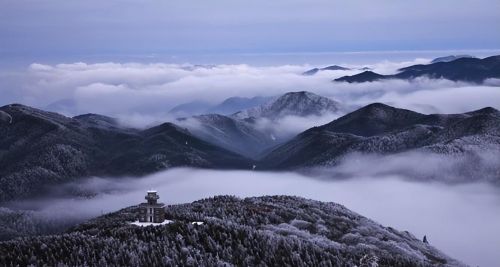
[2,100,500,201]
[260,103,500,175]
[178,91,343,158]
[0,104,251,202]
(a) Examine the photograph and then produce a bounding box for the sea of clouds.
[1,57,500,266]
[1,59,499,130]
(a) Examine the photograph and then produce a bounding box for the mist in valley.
[2,1,500,266]
[3,150,500,267]
[1,58,499,265]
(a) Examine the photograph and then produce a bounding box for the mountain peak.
[321,103,424,136]
[73,113,122,130]
[281,91,316,98]
[431,55,475,64]
[357,102,393,111]
[302,65,350,75]
[302,68,319,76]
[1,103,38,113]
[143,121,184,135]
[74,113,116,123]
[0,195,463,266]
[344,102,422,120]
[334,71,385,83]
[321,65,350,71]
[466,106,500,117]
[261,104,500,171]
[207,96,273,115]
[0,103,73,127]
[2,103,56,114]
[231,91,341,120]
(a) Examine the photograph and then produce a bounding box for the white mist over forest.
[6,166,500,267]
[1,54,499,266]
[1,1,499,266]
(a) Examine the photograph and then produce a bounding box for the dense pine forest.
[0,196,462,266]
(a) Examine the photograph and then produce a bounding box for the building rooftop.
[139,202,165,207]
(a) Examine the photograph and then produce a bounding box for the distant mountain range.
[231,91,342,120]
[0,104,250,202]
[0,195,464,266]
[172,90,342,123]
[261,103,500,175]
[0,91,342,201]
[169,96,273,117]
[178,91,342,158]
[1,91,499,201]
[431,55,475,63]
[177,114,275,158]
[208,96,273,115]
[335,70,386,83]
[302,65,351,75]
[335,55,500,83]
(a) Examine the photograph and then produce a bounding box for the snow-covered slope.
[231,91,342,120]
[73,113,125,131]
[177,91,344,158]
[0,110,13,124]
[177,114,277,158]
[168,96,274,117]
[207,96,274,115]
[0,195,464,266]
[261,103,500,177]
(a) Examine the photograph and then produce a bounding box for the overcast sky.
[1,0,500,64]
[1,1,500,116]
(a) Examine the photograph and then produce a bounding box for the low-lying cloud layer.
[252,113,341,140]
[312,150,500,184]
[5,163,500,267]
[2,59,499,128]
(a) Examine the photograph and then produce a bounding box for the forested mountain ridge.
[260,103,500,176]
[177,91,342,159]
[231,91,342,120]
[0,104,251,202]
[177,114,277,158]
[0,196,464,266]
[2,101,500,202]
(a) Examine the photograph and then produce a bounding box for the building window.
[150,208,152,213]
[150,216,152,222]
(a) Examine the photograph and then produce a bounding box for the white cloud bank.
[1,59,499,129]
[1,58,499,266]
